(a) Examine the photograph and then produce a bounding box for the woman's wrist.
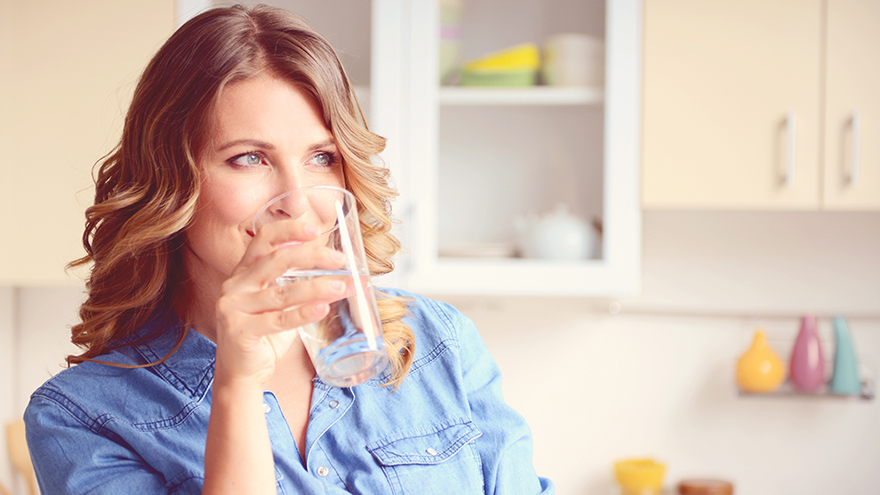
[212,366,266,396]
[204,363,276,494]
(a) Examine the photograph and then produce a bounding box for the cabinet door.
[0,0,175,285]
[642,0,822,209]
[397,0,641,296]
[823,0,880,209]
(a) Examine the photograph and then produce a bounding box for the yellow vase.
[736,329,786,393]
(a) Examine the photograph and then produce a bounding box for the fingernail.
[332,251,345,262]
[305,225,319,235]
[329,280,345,292]
[313,303,329,315]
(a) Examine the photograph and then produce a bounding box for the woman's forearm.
[203,374,277,494]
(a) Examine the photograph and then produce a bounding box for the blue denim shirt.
[25,289,554,494]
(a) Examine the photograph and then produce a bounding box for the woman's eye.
[309,152,338,168]
[311,153,329,166]
[231,152,264,166]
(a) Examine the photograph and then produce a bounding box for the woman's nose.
[270,188,310,221]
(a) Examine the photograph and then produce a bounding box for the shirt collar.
[125,307,216,400]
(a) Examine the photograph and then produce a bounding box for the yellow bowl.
[463,43,540,71]
[614,458,666,490]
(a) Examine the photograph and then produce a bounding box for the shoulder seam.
[30,388,114,435]
[409,338,455,375]
[419,296,460,343]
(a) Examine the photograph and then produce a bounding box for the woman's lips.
[245,229,302,247]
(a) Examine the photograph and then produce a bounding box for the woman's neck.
[173,275,221,343]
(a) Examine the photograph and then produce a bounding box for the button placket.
[303,387,355,480]
[306,388,353,452]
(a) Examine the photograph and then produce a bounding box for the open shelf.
[439,85,604,106]
[737,378,875,401]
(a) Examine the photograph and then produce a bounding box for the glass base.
[321,350,389,388]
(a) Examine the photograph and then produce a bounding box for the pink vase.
[790,316,826,393]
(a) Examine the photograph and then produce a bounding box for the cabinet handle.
[784,111,796,186]
[849,112,861,185]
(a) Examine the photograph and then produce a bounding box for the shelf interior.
[437,105,604,260]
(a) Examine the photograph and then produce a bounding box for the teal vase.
[830,317,861,396]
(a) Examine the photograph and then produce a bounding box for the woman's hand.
[212,218,347,387]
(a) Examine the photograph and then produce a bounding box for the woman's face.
[183,74,345,292]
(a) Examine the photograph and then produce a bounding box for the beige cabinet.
[0,0,175,285]
[823,0,880,209]
[642,0,880,210]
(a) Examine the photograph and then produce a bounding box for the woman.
[24,5,553,494]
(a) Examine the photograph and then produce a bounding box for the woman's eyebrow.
[308,139,336,151]
[215,139,336,152]
[216,139,275,151]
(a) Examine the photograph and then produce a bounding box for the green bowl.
[459,68,537,87]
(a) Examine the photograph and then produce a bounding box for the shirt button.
[328,400,339,409]
[263,403,271,414]
[426,448,438,456]
[316,466,329,477]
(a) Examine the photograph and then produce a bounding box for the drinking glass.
[252,185,389,387]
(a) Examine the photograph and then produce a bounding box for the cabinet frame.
[372,0,642,296]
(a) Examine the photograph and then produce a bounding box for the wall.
[0,288,15,493]
[449,301,880,495]
[2,210,878,494]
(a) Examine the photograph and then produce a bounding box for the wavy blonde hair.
[68,4,414,387]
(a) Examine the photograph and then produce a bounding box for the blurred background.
[1,1,879,494]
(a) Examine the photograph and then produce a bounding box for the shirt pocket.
[366,418,484,495]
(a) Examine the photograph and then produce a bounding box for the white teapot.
[514,204,598,260]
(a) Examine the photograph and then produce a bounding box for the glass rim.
[252,185,356,235]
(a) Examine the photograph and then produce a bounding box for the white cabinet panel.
[386,0,642,296]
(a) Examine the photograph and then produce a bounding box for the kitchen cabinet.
[372,0,642,296]
[0,0,176,285]
[642,0,880,210]
[823,0,880,209]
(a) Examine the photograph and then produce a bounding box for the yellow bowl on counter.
[614,458,666,493]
